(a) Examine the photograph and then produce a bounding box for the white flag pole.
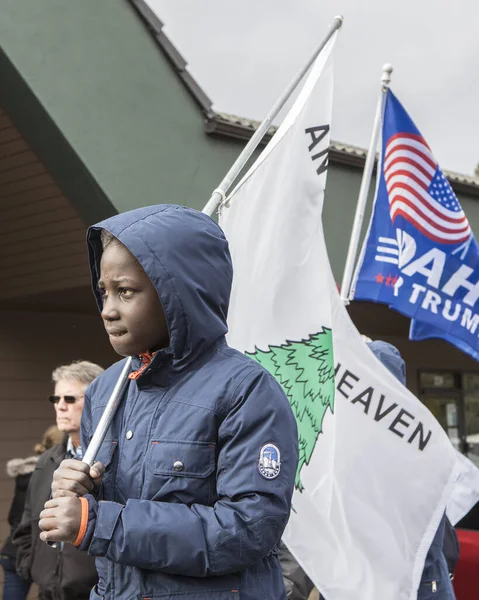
[202,16,343,217]
[339,64,393,305]
[46,356,133,548]
[47,18,343,548]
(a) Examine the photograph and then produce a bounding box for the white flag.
[447,450,479,525]
[219,33,458,600]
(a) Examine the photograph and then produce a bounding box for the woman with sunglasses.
[14,361,104,600]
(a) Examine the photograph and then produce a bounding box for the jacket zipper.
[432,581,437,593]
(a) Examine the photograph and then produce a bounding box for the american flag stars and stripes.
[383,132,471,245]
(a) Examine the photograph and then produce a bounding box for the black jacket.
[1,456,37,558]
[13,437,98,600]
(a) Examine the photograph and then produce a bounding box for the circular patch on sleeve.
[258,443,281,479]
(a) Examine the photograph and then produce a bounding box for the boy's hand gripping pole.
[46,357,132,548]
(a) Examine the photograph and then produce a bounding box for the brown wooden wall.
[0,106,91,302]
[0,309,116,560]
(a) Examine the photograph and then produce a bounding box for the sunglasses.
[48,395,84,405]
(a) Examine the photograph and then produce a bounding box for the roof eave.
[128,3,479,197]
[205,114,479,196]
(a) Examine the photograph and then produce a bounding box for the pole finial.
[381,63,393,87]
[334,15,344,25]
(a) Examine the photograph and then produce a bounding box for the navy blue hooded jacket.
[368,341,456,600]
[78,205,298,600]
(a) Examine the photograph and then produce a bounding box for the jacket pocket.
[147,440,215,478]
[145,440,216,505]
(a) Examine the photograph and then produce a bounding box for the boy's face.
[98,241,169,356]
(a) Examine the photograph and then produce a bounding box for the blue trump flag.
[410,319,479,361]
[353,90,479,360]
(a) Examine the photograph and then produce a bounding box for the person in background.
[0,425,63,600]
[280,339,458,600]
[14,361,103,600]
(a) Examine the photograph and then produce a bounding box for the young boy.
[38,204,298,600]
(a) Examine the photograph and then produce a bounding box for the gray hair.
[52,360,104,387]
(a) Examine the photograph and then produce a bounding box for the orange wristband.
[73,497,89,547]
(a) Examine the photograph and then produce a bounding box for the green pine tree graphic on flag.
[246,327,335,491]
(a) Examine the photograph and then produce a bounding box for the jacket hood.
[367,340,406,385]
[87,205,233,370]
[6,456,38,478]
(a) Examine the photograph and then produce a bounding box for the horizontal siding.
[1,249,87,278]
[1,274,93,300]
[0,205,79,236]
[0,194,66,222]
[0,172,53,197]
[0,126,20,145]
[0,237,86,269]
[1,228,86,261]
[1,161,46,185]
[0,438,48,463]
[0,214,85,247]
[1,419,55,442]
[0,400,54,420]
[1,183,63,209]
[4,265,91,299]
[0,137,30,158]
[0,380,51,400]
[0,149,38,171]
[0,359,51,380]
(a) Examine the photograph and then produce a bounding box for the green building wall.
[0,0,245,215]
[1,0,478,284]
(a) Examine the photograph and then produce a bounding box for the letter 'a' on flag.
[353,90,479,361]
[219,36,458,600]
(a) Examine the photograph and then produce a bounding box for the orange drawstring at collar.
[128,352,156,380]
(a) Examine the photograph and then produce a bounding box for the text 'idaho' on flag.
[353,90,479,360]
[219,34,458,600]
